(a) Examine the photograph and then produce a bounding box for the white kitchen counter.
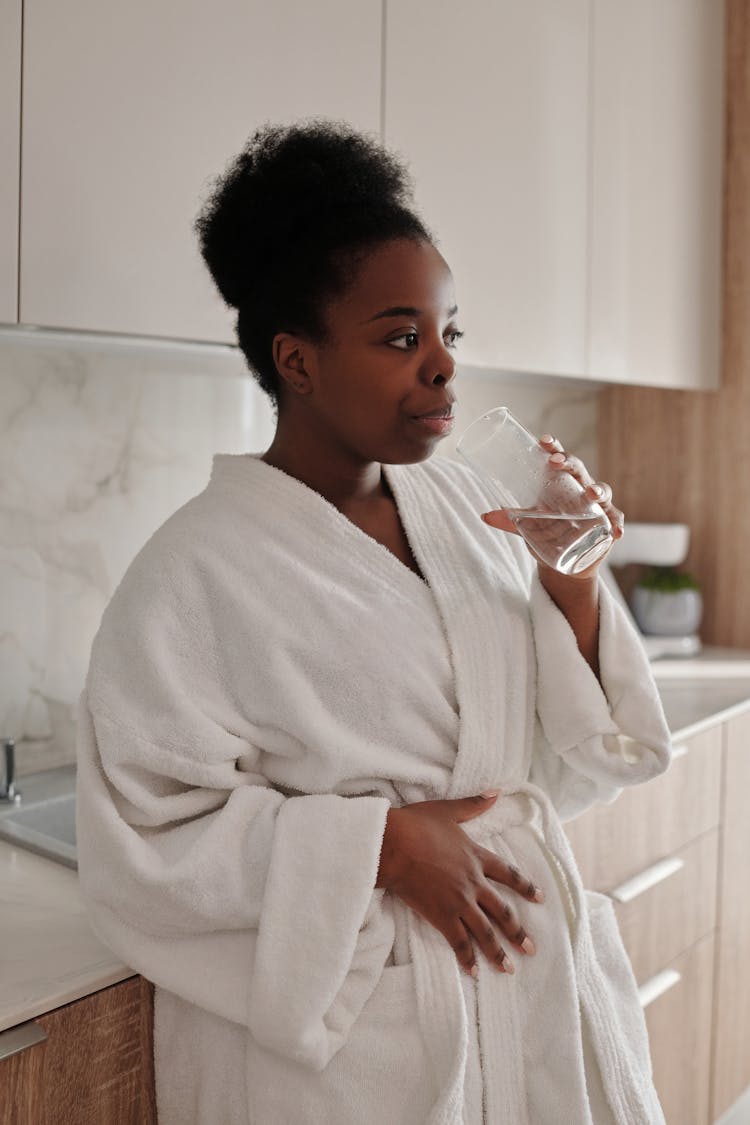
[0,839,133,1034]
[3,672,750,1037]
[657,677,750,741]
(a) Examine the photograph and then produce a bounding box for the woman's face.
[290,238,461,466]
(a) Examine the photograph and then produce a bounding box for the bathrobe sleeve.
[525,568,673,822]
[76,556,393,1072]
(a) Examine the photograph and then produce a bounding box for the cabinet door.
[563,723,722,891]
[643,933,714,1125]
[0,0,21,324]
[711,710,750,1120]
[588,0,724,389]
[384,0,589,377]
[0,976,155,1125]
[20,0,381,342]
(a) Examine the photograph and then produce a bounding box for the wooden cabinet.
[19,0,381,342]
[565,714,750,1124]
[564,723,722,890]
[645,934,716,1125]
[588,0,725,390]
[711,709,750,1120]
[384,0,590,378]
[0,976,155,1125]
[0,0,21,324]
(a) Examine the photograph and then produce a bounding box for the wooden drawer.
[0,977,156,1125]
[711,709,750,1121]
[612,830,718,984]
[564,724,722,890]
[642,933,714,1125]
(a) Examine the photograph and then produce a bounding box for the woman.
[76,121,672,1124]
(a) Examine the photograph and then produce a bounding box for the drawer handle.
[638,968,682,1009]
[609,856,685,904]
[671,743,689,760]
[0,1020,47,1061]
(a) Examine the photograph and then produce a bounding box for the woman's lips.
[411,414,455,435]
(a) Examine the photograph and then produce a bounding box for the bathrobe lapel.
[385,461,536,797]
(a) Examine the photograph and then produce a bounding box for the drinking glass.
[456,407,613,575]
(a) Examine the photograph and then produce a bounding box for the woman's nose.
[422,338,457,385]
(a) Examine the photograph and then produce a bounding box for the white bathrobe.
[76,452,672,1125]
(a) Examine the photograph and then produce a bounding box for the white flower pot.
[630,586,703,636]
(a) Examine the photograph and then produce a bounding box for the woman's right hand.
[375,792,544,976]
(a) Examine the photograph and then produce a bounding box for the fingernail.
[480,789,500,799]
[533,887,545,903]
[470,964,478,978]
[540,434,554,443]
[549,452,566,464]
[521,937,535,955]
[502,958,515,975]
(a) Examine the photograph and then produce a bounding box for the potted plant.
[630,566,703,636]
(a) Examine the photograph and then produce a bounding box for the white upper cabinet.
[384,0,590,377]
[588,0,724,389]
[0,0,21,325]
[19,0,382,342]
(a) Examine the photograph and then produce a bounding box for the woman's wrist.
[536,562,600,606]
[537,562,601,677]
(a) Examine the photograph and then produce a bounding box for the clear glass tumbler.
[456,407,613,575]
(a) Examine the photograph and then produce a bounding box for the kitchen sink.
[0,764,77,869]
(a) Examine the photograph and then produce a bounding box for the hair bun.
[195,119,420,310]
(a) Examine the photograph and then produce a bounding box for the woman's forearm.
[536,565,601,681]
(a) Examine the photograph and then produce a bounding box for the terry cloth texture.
[77,452,672,1124]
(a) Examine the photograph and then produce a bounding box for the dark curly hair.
[194,119,432,407]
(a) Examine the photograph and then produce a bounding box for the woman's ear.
[273,332,316,396]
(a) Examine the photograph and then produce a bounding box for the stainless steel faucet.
[1,739,22,805]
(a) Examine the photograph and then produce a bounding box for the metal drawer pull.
[638,969,682,1010]
[671,743,689,760]
[0,1020,47,1061]
[610,856,685,904]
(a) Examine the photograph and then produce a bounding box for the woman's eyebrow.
[364,304,458,323]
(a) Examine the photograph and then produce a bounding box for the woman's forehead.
[338,239,456,320]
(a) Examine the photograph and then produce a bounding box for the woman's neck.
[261,432,386,511]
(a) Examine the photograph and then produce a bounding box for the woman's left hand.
[481,433,625,573]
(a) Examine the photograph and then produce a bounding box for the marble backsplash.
[0,335,599,776]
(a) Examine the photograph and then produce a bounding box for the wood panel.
[645,933,715,1125]
[0,976,156,1125]
[598,0,750,647]
[614,829,718,985]
[711,711,750,1119]
[564,724,722,890]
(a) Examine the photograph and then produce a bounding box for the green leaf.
[636,566,701,592]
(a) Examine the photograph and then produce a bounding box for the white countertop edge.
[666,693,750,743]
[0,961,136,1034]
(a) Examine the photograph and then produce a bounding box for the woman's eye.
[445,329,465,349]
[388,332,419,350]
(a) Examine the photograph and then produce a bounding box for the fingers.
[460,903,515,974]
[476,888,535,958]
[541,433,625,540]
[442,917,481,978]
[447,791,502,822]
[481,509,519,535]
[478,846,545,903]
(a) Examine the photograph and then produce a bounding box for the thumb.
[481,510,518,534]
[448,790,501,823]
